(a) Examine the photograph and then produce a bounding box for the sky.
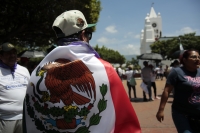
[90,0,200,56]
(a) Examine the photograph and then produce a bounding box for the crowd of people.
[115,61,161,102]
[1,9,200,133]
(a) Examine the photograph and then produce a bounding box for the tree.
[150,33,200,59]
[94,45,126,64]
[126,58,141,69]
[0,0,101,50]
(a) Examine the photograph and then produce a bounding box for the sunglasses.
[85,31,92,40]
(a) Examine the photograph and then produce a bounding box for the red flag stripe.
[99,59,141,133]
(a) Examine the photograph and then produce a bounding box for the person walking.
[159,65,164,80]
[0,42,30,133]
[116,67,123,81]
[155,65,160,79]
[141,61,153,101]
[164,65,169,79]
[156,49,200,133]
[149,64,160,100]
[125,66,137,99]
[23,10,141,133]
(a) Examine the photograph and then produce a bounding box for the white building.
[140,6,162,54]
[139,6,163,68]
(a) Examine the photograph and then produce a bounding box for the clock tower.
[140,5,162,54]
[149,6,162,41]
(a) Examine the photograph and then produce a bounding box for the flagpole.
[179,37,184,50]
[151,2,154,7]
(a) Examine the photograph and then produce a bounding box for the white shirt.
[0,64,30,120]
[155,67,160,74]
[117,67,123,76]
[125,70,134,82]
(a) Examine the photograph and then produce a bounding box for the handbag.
[130,77,136,86]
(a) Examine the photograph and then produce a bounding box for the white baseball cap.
[52,10,96,38]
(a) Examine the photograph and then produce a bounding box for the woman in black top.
[156,49,200,133]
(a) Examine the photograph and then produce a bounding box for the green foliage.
[126,58,140,69]
[0,0,101,48]
[99,84,107,97]
[89,113,101,125]
[94,45,126,64]
[75,126,89,133]
[19,57,44,73]
[150,33,200,59]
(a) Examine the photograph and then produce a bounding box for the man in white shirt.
[117,67,123,80]
[155,66,160,79]
[0,42,30,133]
[125,67,137,99]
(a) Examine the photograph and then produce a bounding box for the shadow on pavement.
[130,98,151,103]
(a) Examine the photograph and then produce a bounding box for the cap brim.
[87,23,96,28]
[4,48,15,52]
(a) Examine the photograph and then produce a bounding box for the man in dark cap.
[0,42,30,133]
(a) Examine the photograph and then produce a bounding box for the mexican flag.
[23,42,141,133]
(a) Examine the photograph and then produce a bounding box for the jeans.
[151,82,157,97]
[172,108,200,133]
[127,81,136,98]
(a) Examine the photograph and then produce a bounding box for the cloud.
[97,37,118,44]
[96,35,141,55]
[134,34,140,39]
[174,27,199,36]
[120,44,140,55]
[124,32,140,39]
[105,25,118,33]
[165,27,199,36]
[179,27,198,34]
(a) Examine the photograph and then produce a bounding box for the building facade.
[140,6,162,54]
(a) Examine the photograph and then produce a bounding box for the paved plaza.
[122,78,177,133]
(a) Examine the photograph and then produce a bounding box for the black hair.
[180,49,199,64]
[128,67,132,70]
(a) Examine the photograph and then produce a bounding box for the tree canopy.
[0,0,101,49]
[94,45,126,64]
[126,58,140,69]
[150,33,200,59]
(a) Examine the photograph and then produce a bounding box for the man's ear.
[80,30,87,42]
[80,31,84,40]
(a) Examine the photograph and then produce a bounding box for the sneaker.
[155,96,160,99]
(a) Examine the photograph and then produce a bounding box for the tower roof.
[149,7,157,18]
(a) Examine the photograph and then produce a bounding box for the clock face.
[152,23,157,28]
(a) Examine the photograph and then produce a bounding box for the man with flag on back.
[23,10,141,133]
